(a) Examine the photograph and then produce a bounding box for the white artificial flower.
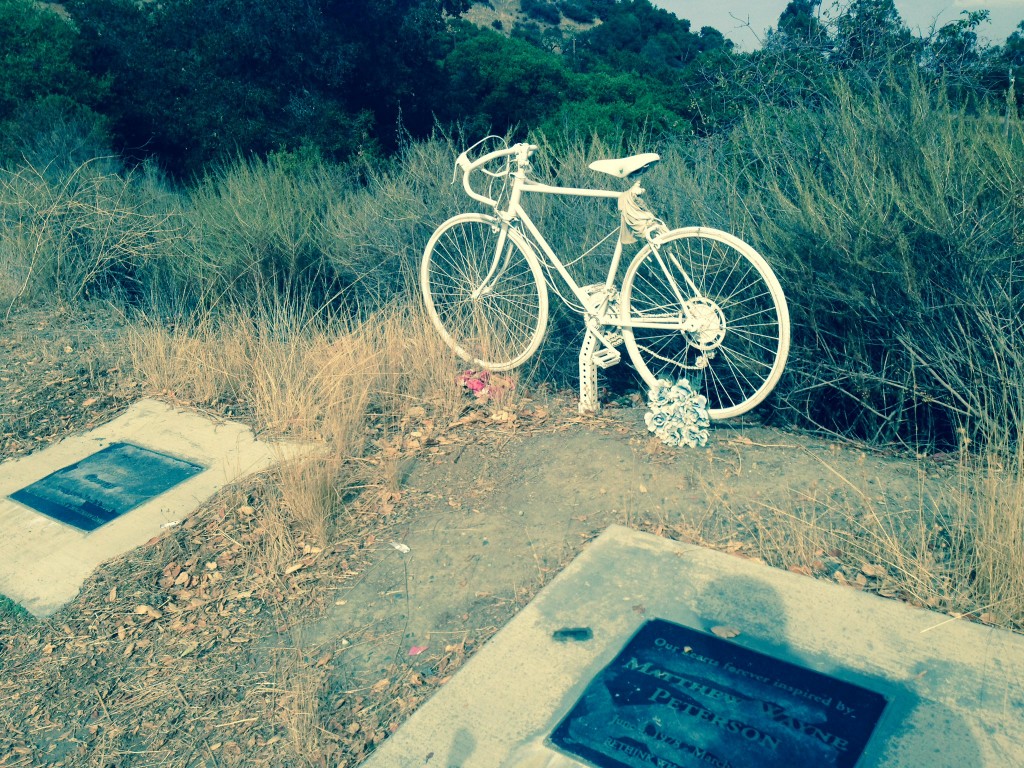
[645,377,711,448]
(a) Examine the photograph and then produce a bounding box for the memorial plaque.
[550,619,887,768]
[10,442,205,532]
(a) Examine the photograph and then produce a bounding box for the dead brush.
[0,158,187,316]
[946,435,1024,629]
[127,298,490,557]
[273,644,328,767]
[275,456,351,547]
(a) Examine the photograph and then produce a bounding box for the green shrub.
[0,593,30,623]
[0,0,102,123]
[561,2,595,24]
[0,96,111,178]
[663,67,1024,444]
[522,0,561,25]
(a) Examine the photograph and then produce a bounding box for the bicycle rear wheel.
[621,227,790,419]
[421,213,548,370]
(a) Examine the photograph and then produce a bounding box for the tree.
[522,0,561,25]
[1000,21,1024,109]
[66,0,468,176]
[574,0,712,77]
[0,0,101,121]
[775,0,827,47]
[441,24,572,135]
[923,10,994,101]
[833,0,917,68]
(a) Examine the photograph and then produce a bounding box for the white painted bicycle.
[420,139,790,419]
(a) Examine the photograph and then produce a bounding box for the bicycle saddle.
[588,153,660,178]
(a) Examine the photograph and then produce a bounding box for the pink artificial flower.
[456,369,511,401]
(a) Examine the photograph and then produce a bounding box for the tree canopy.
[0,0,1015,175]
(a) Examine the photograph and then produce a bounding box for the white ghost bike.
[420,140,790,419]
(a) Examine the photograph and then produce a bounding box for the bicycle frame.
[471,147,700,334]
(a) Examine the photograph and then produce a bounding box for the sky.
[653,0,1024,51]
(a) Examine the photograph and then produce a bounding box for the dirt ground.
[304,405,947,688]
[0,305,957,767]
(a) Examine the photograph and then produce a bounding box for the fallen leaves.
[710,626,741,639]
[134,605,162,620]
[860,562,888,579]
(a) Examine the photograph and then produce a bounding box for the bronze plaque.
[10,442,204,532]
[549,619,887,768]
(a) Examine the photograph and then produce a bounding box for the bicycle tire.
[620,227,790,420]
[421,213,548,370]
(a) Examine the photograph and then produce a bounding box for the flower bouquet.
[645,378,711,448]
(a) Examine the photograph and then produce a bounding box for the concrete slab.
[362,525,1024,768]
[0,399,294,616]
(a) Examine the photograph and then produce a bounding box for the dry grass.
[752,484,959,606]
[127,299,473,542]
[273,643,328,767]
[129,302,467,435]
[114,299,495,764]
[671,440,1024,633]
[947,440,1024,628]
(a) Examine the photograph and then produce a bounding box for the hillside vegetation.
[1,2,1024,765]
[0,0,1021,611]
[2,0,1021,443]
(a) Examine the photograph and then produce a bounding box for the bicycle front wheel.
[421,213,548,371]
[621,227,790,420]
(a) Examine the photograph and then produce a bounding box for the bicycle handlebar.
[456,142,537,208]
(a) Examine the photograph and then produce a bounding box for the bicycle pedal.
[592,348,621,368]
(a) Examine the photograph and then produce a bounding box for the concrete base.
[0,399,295,616]
[362,525,1024,768]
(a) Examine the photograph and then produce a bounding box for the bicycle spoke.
[622,229,789,419]
[422,216,547,370]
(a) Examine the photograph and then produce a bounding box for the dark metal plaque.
[549,619,887,768]
[10,442,205,532]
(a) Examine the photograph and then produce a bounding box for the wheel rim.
[623,230,789,418]
[423,217,546,370]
